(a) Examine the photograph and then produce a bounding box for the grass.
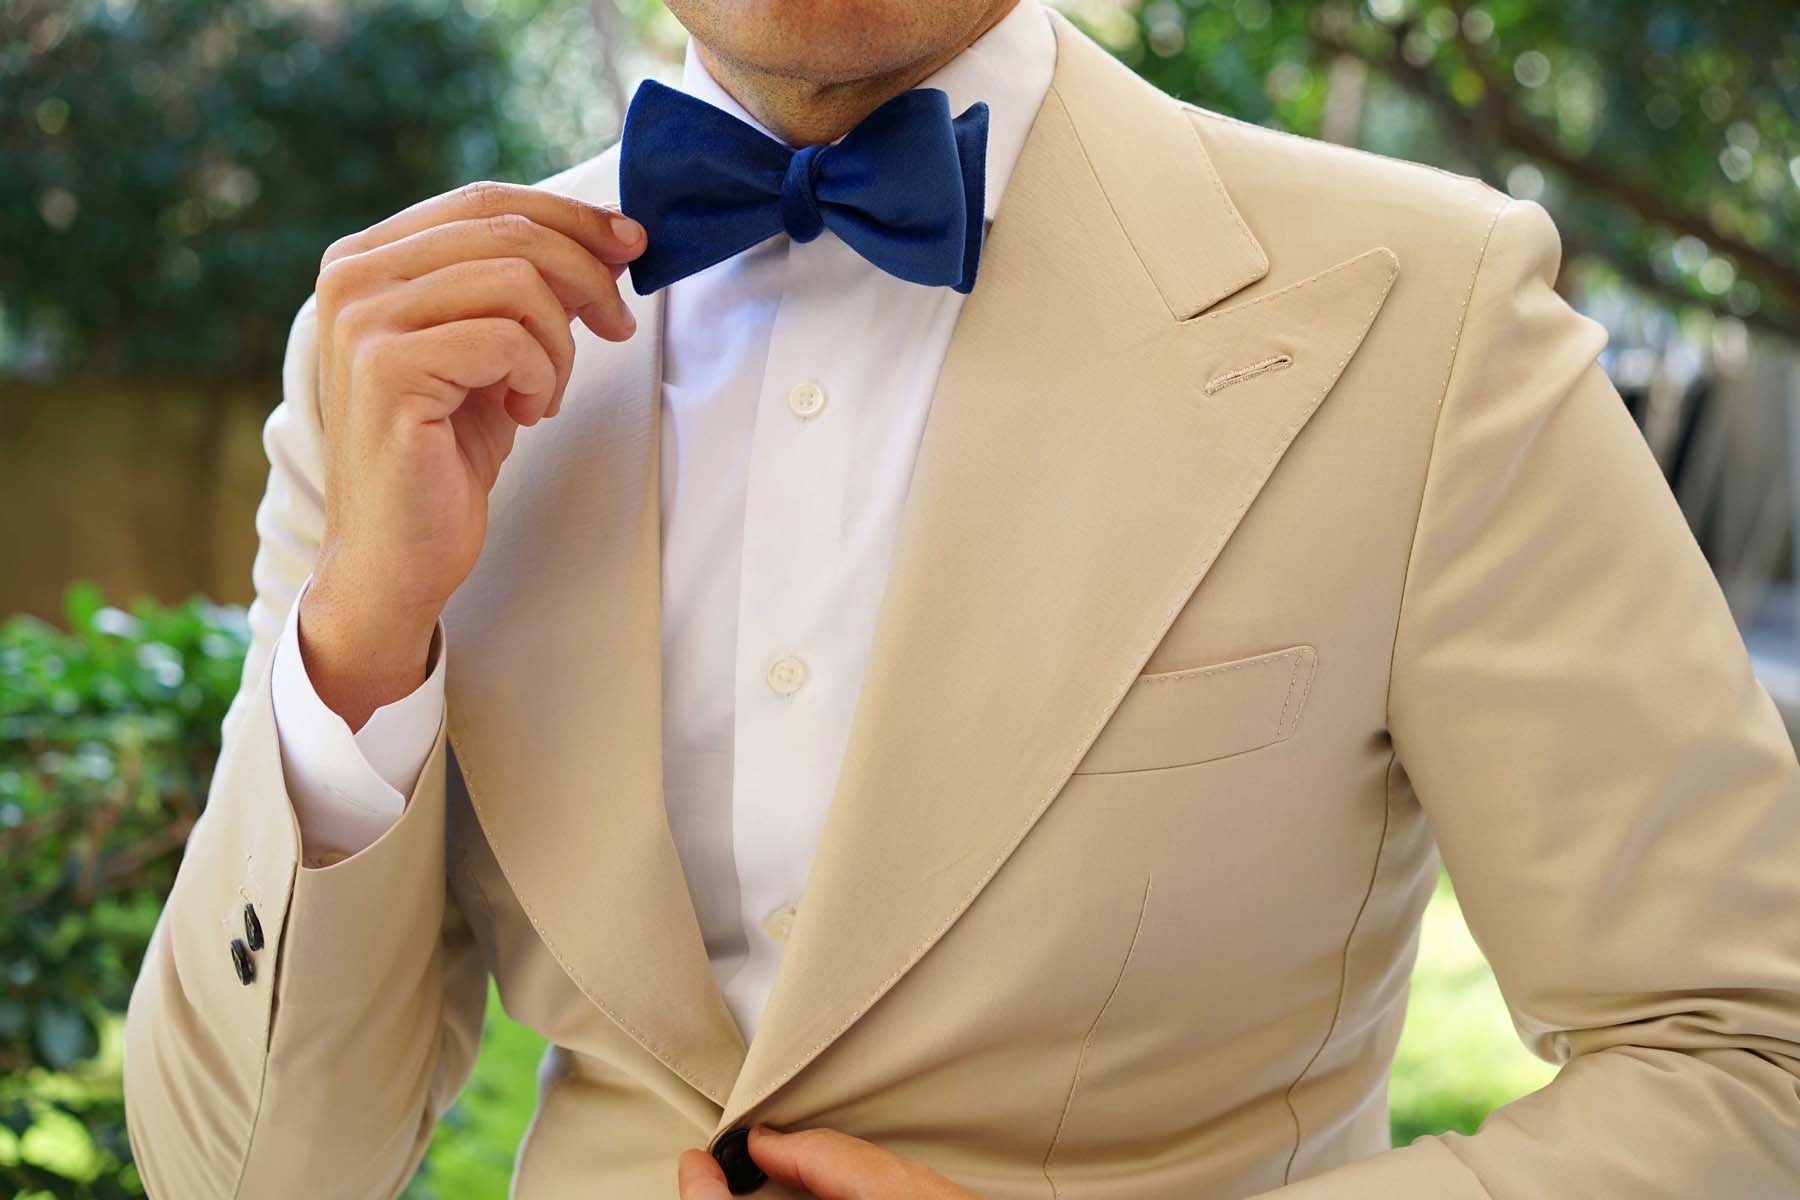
[1389,872,1556,1142]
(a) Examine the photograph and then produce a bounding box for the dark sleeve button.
[710,1125,766,1195]
[230,937,255,985]
[243,902,264,951]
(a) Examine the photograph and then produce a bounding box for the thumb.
[748,1124,899,1199]
[676,1147,734,1200]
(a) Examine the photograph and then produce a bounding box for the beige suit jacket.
[123,11,1800,1198]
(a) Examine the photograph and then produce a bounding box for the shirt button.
[763,905,797,943]
[787,382,827,419]
[765,655,808,696]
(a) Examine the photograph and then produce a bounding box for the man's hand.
[298,180,646,729]
[677,1125,979,1199]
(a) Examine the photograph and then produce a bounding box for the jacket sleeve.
[122,294,492,1199]
[1257,196,1800,1198]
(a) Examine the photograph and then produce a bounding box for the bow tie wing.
[620,80,796,294]
[810,89,989,292]
[618,79,991,295]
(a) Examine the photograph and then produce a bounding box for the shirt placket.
[726,235,862,1034]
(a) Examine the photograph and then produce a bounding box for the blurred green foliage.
[0,0,559,380]
[1087,0,1800,339]
[0,584,248,1198]
[8,0,1796,382]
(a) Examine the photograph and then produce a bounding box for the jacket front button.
[243,902,264,951]
[229,937,255,985]
[710,1125,766,1194]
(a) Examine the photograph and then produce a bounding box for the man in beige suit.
[122,0,1800,1196]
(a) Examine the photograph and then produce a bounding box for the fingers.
[446,380,525,491]
[351,317,558,427]
[676,1148,734,1200]
[747,1125,912,1200]
[324,179,646,270]
[343,257,579,418]
[319,213,638,342]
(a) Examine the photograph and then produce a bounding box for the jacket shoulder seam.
[1382,196,1515,734]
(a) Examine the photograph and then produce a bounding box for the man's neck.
[691,0,1021,147]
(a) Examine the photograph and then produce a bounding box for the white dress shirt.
[270,0,1057,1044]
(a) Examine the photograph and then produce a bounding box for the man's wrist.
[297,570,441,732]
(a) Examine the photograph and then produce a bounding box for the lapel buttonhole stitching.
[1203,353,1294,396]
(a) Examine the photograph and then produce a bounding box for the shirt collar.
[676,0,1056,224]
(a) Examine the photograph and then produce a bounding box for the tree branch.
[1439,0,1800,311]
[1307,14,1800,318]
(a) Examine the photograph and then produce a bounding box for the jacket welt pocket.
[1072,644,1318,775]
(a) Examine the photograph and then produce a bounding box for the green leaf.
[61,582,105,637]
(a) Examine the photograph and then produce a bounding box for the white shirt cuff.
[270,573,447,865]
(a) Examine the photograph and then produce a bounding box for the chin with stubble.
[663,0,1019,145]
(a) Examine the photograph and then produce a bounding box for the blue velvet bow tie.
[617,78,990,296]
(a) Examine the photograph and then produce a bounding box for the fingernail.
[610,215,643,245]
[620,307,637,335]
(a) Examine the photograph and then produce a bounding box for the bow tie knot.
[779,143,829,243]
[618,79,990,295]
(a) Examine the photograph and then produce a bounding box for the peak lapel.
[443,266,749,1108]
[715,12,1399,1133]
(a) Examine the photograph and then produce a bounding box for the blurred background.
[2,0,1797,1196]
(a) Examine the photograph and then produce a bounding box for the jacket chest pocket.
[1072,643,1318,775]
